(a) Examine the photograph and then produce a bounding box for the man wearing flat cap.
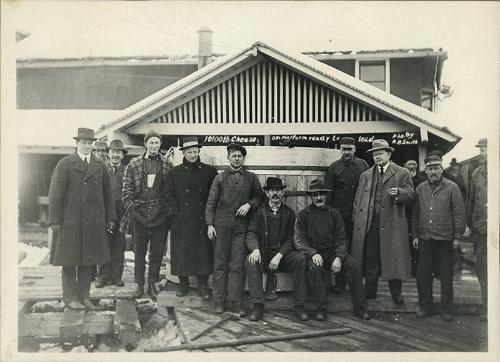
[205,143,265,315]
[48,128,116,311]
[467,138,488,321]
[93,140,109,163]
[165,137,217,300]
[411,154,465,321]
[121,131,172,299]
[295,180,370,321]
[351,139,415,304]
[95,139,128,288]
[245,177,308,322]
[325,136,369,294]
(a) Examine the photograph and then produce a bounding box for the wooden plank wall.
[151,59,390,125]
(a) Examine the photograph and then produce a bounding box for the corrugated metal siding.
[152,59,392,125]
[17,64,197,109]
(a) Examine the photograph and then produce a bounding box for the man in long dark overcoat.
[49,128,115,311]
[166,137,217,300]
[351,139,414,304]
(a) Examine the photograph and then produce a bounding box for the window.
[359,61,386,91]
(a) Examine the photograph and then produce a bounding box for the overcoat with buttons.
[351,162,414,279]
[48,152,116,266]
[166,157,218,276]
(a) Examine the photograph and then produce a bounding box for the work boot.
[214,300,225,314]
[94,277,107,288]
[176,276,190,297]
[148,282,159,300]
[133,283,144,299]
[114,280,125,287]
[314,308,327,321]
[264,273,278,301]
[197,276,210,301]
[82,299,97,312]
[353,308,370,320]
[248,303,264,322]
[230,301,247,317]
[65,301,85,310]
[294,305,309,321]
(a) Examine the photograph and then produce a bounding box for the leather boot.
[197,275,210,301]
[214,300,225,314]
[176,276,189,297]
[133,283,144,299]
[248,303,264,322]
[231,301,247,317]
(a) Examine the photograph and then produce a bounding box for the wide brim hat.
[179,136,202,150]
[107,139,128,154]
[367,139,394,153]
[263,177,286,191]
[226,143,247,157]
[306,179,332,193]
[73,127,97,141]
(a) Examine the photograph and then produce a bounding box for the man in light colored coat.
[351,139,414,304]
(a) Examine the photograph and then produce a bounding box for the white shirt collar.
[379,162,390,173]
[77,151,90,163]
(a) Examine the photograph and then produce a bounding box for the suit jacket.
[245,202,296,256]
[351,162,414,279]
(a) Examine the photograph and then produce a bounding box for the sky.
[8,1,500,163]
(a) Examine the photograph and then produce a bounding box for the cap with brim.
[107,139,128,155]
[93,140,108,150]
[179,136,202,150]
[306,179,332,193]
[425,155,442,167]
[144,131,162,144]
[367,139,394,153]
[73,127,97,141]
[226,143,247,157]
[339,137,356,146]
[263,177,286,190]
[475,138,487,148]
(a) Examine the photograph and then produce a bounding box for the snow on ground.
[18,242,49,267]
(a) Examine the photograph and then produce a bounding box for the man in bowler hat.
[48,128,115,310]
[295,180,370,321]
[205,143,265,315]
[245,177,309,322]
[351,139,414,304]
[166,137,217,300]
[325,136,369,294]
[95,139,128,288]
[121,131,172,299]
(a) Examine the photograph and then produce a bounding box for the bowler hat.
[93,140,108,150]
[425,155,442,167]
[179,136,202,150]
[107,139,128,155]
[73,127,97,141]
[339,137,356,146]
[306,179,332,193]
[263,177,286,191]
[367,139,394,153]
[144,130,162,144]
[475,138,487,148]
[226,143,247,157]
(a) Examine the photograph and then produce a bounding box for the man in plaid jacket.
[121,131,172,299]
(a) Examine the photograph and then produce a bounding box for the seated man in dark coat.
[245,177,309,322]
[295,180,370,321]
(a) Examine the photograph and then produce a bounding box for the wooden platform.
[174,307,487,352]
[19,265,483,314]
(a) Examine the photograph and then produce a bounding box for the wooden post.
[115,300,141,350]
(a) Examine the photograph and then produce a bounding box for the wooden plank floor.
[19,265,483,314]
[175,307,488,352]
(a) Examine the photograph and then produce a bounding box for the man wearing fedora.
[205,143,265,315]
[351,139,414,304]
[245,177,309,322]
[411,154,465,321]
[325,136,369,294]
[48,128,116,310]
[295,179,370,321]
[121,131,172,300]
[165,137,217,300]
[95,139,128,288]
[467,138,488,322]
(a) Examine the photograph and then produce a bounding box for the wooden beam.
[267,61,272,123]
[256,63,261,124]
[332,92,337,122]
[216,85,221,123]
[284,68,289,123]
[59,309,85,339]
[194,97,198,123]
[251,66,256,123]
[273,62,278,123]
[314,83,319,122]
[326,89,330,122]
[308,80,313,122]
[211,88,216,124]
[291,72,295,123]
[228,78,233,124]
[222,81,227,123]
[246,69,250,123]
[115,300,141,350]
[240,72,245,123]
[320,86,325,123]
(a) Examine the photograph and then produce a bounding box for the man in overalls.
[205,143,265,315]
[121,131,172,299]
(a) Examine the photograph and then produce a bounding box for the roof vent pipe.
[197,26,213,69]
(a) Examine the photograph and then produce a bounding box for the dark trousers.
[363,217,402,299]
[334,215,353,288]
[473,232,488,312]
[245,250,307,306]
[417,239,454,312]
[62,266,92,304]
[132,219,167,285]
[213,217,247,302]
[308,253,366,311]
[409,236,419,277]
[99,231,126,283]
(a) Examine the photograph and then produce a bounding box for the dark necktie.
[379,166,384,177]
[84,157,88,165]
[113,166,118,174]
[148,155,159,161]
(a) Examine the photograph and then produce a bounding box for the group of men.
[48,128,488,323]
